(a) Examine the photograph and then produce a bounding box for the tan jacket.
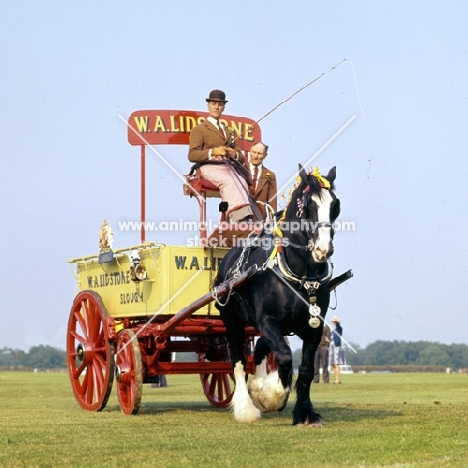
[188,119,244,163]
[249,165,277,220]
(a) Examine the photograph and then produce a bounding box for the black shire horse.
[214,166,340,425]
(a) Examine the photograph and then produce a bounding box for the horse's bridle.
[287,222,334,251]
[289,185,334,251]
[265,184,334,291]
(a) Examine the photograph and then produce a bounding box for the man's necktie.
[218,122,225,138]
[253,166,259,190]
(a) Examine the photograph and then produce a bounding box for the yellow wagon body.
[69,243,229,318]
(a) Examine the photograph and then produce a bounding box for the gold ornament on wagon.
[98,219,114,264]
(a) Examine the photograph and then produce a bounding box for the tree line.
[2,340,467,370]
[0,345,66,370]
[344,340,467,369]
[293,340,468,370]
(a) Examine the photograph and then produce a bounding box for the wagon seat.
[183,152,253,248]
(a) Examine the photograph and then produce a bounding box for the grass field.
[1,371,467,467]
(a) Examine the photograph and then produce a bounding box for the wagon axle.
[115,363,132,385]
[76,343,85,361]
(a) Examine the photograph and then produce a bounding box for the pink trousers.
[200,163,252,218]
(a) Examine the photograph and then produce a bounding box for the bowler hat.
[206,89,228,103]
[331,316,341,324]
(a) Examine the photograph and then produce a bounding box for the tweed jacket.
[188,119,244,163]
[249,165,277,220]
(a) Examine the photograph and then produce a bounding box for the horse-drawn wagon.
[67,109,352,424]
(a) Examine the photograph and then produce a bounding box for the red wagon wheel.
[198,338,234,408]
[67,291,115,412]
[115,329,143,415]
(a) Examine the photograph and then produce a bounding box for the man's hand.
[225,147,238,158]
[212,146,227,157]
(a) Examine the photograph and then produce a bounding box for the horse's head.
[284,165,340,263]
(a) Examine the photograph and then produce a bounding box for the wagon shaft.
[328,269,353,291]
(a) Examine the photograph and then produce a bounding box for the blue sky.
[1,1,467,352]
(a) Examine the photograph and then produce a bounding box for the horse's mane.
[283,174,324,220]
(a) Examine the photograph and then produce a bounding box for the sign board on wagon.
[127,110,262,151]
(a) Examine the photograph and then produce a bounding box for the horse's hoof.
[294,417,325,427]
[296,421,325,428]
[308,419,325,427]
[295,422,323,428]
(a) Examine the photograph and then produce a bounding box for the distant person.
[188,89,253,222]
[313,324,330,384]
[329,316,344,384]
[248,142,277,220]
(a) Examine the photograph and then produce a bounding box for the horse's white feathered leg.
[248,358,290,412]
[231,361,261,423]
[248,358,268,411]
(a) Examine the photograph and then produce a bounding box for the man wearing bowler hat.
[188,89,253,222]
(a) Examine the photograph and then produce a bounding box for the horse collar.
[272,248,333,294]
